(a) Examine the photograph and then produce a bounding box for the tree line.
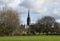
[30,16,60,35]
[0,8,60,36]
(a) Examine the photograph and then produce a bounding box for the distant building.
[20,9,31,35]
[27,9,31,26]
[26,9,31,34]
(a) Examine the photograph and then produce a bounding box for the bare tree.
[0,8,20,36]
[36,16,55,35]
[54,22,60,34]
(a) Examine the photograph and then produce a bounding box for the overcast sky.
[0,0,60,24]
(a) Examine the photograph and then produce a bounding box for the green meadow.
[0,35,60,41]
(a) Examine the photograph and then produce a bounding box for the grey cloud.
[0,0,5,5]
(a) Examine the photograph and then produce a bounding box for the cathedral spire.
[27,9,30,26]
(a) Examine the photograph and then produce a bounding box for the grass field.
[0,35,60,41]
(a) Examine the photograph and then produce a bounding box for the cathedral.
[25,9,31,29]
[21,9,31,35]
[25,9,31,34]
[27,9,31,26]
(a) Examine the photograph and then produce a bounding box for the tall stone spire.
[27,9,30,26]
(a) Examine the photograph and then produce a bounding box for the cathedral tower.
[27,9,31,26]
